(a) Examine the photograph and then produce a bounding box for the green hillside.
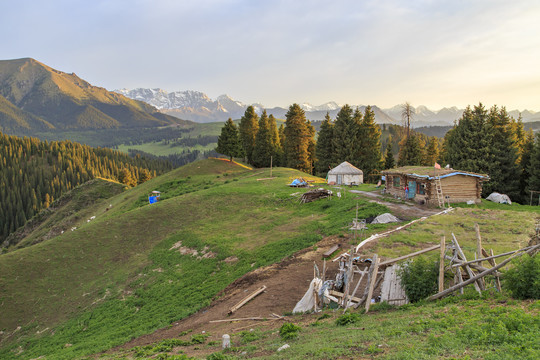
[0,159,388,359]
[0,94,54,134]
[0,58,183,133]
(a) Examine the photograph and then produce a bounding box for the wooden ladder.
[434,176,445,208]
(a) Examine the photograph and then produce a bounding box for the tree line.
[217,102,538,204]
[0,131,172,243]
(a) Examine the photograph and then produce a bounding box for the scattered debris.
[300,188,332,203]
[288,178,309,187]
[277,344,290,352]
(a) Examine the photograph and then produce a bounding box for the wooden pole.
[483,248,502,292]
[228,286,267,314]
[429,244,540,300]
[270,156,273,178]
[379,245,440,267]
[365,257,380,313]
[450,246,532,267]
[452,234,482,293]
[474,224,485,289]
[439,236,446,293]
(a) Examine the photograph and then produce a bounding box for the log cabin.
[382,166,489,206]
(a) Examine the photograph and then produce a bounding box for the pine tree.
[356,105,382,181]
[268,114,283,166]
[216,118,242,161]
[397,133,424,166]
[252,110,274,168]
[423,137,439,166]
[315,112,334,176]
[332,105,359,165]
[384,135,396,169]
[482,106,520,198]
[519,130,534,203]
[239,106,259,164]
[283,104,311,172]
[528,133,540,200]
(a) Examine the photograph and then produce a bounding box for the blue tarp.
[149,196,159,204]
[289,178,307,187]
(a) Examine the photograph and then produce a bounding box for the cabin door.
[337,175,343,185]
[407,181,416,199]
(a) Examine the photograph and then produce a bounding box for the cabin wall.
[426,175,483,205]
[327,174,362,185]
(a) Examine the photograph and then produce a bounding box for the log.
[365,257,381,313]
[228,285,267,314]
[210,317,266,323]
[475,224,485,290]
[439,236,446,293]
[451,246,532,267]
[379,245,440,267]
[451,234,482,293]
[429,244,540,300]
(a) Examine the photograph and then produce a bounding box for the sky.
[2,0,540,111]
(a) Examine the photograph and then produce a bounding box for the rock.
[277,344,290,352]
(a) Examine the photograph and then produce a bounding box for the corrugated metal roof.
[328,161,363,175]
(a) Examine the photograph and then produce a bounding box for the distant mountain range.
[0,58,185,136]
[117,88,540,126]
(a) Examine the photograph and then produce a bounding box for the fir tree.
[384,135,396,170]
[397,133,424,166]
[332,104,360,165]
[356,105,382,181]
[283,104,311,172]
[423,137,440,166]
[268,114,283,167]
[519,131,534,203]
[239,106,259,164]
[315,112,334,175]
[528,133,540,200]
[252,110,274,168]
[216,118,242,161]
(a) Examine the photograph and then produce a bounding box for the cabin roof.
[382,166,489,180]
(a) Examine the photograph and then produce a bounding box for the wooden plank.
[439,236,446,293]
[451,246,532,267]
[379,245,441,267]
[475,223,485,290]
[329,290,362,303]
[429,243,540,300]
[341,248,355,307]
[210,317,266,323]
[365,257,380,313]
[323,245,339,258]
[228,285,267,314]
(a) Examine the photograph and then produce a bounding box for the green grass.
[0,160,389,359]
[109,297,540,360]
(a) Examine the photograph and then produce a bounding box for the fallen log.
[379,245,440,267]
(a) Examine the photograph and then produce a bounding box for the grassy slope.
[0,159,388,359]
[4,178,126,251]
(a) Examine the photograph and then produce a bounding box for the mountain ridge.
[0,58,184,134]
[118,87,540,125]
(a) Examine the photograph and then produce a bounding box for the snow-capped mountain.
[115,88,540,125]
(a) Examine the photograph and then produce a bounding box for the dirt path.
[348,189,441,219]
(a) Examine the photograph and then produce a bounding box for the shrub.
[398,257,439,303]
[504,254,540,299]
[206,352,234,360]
[335,312,361,326]
[279,322,301,340]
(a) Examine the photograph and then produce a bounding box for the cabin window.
[393,176,400,188]
[417,182,425,195]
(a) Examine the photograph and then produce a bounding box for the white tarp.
[292,278,322,313]
[486,192,512,204]
[371,213,400,224]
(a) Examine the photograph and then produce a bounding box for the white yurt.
[327,161,363,185]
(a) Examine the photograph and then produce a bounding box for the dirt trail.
[110,191,442,358]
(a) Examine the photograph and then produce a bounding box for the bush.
[335,312,361,326]
[504,254,540,299]
[279,322,301,340]
[398,257,439,303]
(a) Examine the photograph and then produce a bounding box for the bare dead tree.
[401,102,415,139]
